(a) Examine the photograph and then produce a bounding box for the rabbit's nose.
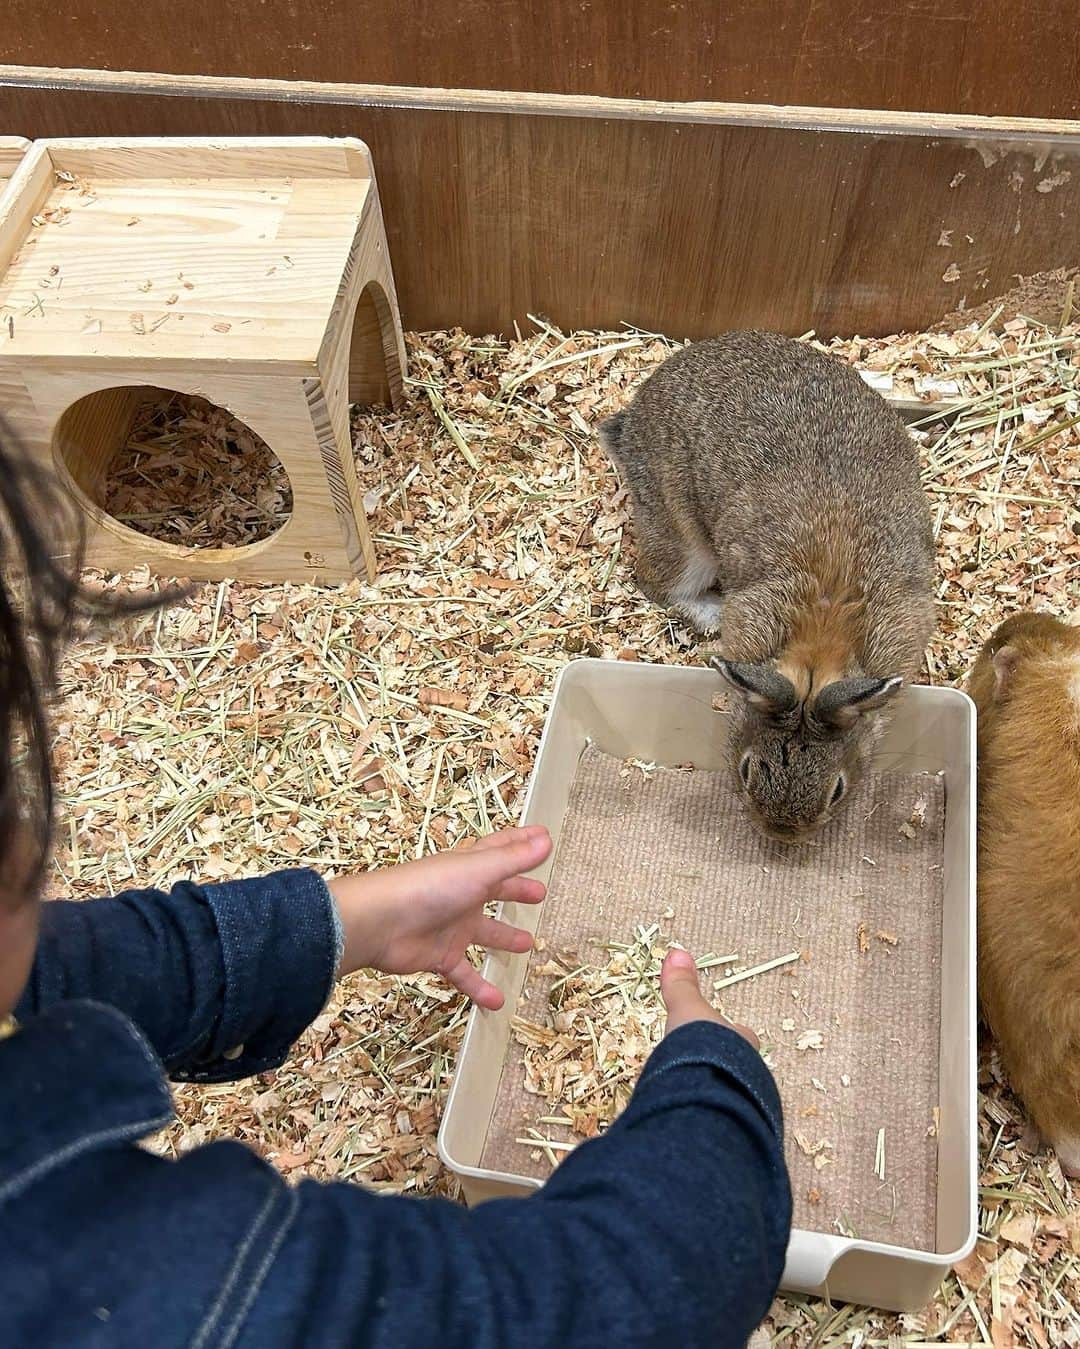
[761,811,822,844]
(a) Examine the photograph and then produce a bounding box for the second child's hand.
[660,949,759,1047]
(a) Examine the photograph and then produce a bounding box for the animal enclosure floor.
[54,315,1080,1345]
[481,745,945,1251]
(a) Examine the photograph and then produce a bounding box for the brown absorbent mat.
[480,744,944,1251]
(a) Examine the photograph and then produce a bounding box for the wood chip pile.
[510,925,676,1164]
[53,311,1080,1346]
[102,391,293,549]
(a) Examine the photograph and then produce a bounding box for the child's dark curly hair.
[0,416,174,903]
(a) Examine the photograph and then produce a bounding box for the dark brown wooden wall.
[3,0,1079,119]
[3,79,1078,340]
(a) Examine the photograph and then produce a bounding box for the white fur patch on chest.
[672,546,719,602]
[671,547,724,631]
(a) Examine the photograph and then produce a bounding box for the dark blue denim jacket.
[3,870,792,1348]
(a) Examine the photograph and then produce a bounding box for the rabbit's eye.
[739,752,753,788]
[830,775,846,805]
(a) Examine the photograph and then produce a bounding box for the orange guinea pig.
[967,610,1080,1174]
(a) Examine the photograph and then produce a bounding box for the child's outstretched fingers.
[495,874,547,906]
[461,825,550,854]
[659,949,715,1033]
[443,955,505,1011]
[473,914,534,954]
[450,826,551,891]
[660,948,759,1049]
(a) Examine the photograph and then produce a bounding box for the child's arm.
[15,828,549,1081]
[15,867,342,1080]
[236,1009,790,1349]
[13,854,791,1347]
[14,950,787,1348]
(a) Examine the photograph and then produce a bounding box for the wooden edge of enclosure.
[0,141,56,276]
[2,64,1080,144]
[0,64,1076,338]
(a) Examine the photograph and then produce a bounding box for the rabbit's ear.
[710,658,798,715]
[814,674,903,728]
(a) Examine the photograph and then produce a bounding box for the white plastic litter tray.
[439,658,977,1314]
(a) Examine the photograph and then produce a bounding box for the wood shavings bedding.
[101,391,293,548]
[53,314,1080,1346]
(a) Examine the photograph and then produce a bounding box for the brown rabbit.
[966,611,1080,1175]
[599,331,934,840]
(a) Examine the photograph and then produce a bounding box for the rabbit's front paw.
[678,594,724,633]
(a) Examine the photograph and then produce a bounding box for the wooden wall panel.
[1,1,1078,119]
[0,74,1077,340]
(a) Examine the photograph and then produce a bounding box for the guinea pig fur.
[967,610,1080,1175]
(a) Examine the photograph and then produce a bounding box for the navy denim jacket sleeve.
[15,868,340,1081]
[239,1023,792,1349]
[5,870,792,1348]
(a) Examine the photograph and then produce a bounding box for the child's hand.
[328,825,551,1010]
[660,948,759,1048]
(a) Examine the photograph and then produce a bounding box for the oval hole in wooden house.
[348,282,395,406]
[53,387,293,551]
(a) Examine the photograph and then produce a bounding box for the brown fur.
[599,331,934,838]
[966,611,1080,1173]
[776,573,867,702]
